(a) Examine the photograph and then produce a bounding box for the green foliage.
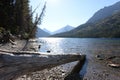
[0,27,4,33]
[15,0,34,38]
[0,0,15,31]
[0,0,35,39]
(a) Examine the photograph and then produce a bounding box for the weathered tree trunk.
[0,52,85,80]
[64,55,86,80]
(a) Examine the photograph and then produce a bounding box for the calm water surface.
[37,38,120,78]
[38,38,120,55]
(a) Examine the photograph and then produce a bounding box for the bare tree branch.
[28,2,46,38]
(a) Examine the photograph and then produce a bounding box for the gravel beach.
[0,40,79,80]
[0,39,120,80]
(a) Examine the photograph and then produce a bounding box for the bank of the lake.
[0,38,120,80]
[0,39,80,80]
[37,38,120,80]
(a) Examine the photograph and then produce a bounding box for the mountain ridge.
[87,1,120,23]
[51,1,120,38]
[52,25,74,34]
[36,27,50,37]
[43,28,51,34]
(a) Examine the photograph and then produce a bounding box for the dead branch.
[22,2,46,51]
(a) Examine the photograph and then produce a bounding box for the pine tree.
[15,0,33,38]
[0,0,15,31]
[0,0,45,39]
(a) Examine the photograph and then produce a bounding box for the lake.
[34,38,120,80]
[38,38,120,55]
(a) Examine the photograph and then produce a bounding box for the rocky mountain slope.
[52,25,74,34]
[36,27,50,37]
[51,1,120,38]
[87,1,120,23]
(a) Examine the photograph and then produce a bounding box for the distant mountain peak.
[52,25,74,34]
[36,27,50,37]
[64,25,73,28]
[51,1,120,38]
[65,25,71,27]
[43,28,51,34]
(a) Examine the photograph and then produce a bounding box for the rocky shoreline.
[82,45,120,80]
[0,39,120,80]
[0,40,83,80]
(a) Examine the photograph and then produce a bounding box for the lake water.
[38,38,120,55]
[36,38,120,79]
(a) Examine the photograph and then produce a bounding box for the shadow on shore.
[64,55,88,80]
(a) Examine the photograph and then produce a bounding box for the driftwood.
[0,49,42,55]
[0,51,85,80]
[64,55,86,80]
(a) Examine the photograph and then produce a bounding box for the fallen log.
[0,52,85,80]
[64,55,86,80]
[0,49,41,55]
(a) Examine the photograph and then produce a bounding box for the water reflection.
[37,38,120,79]
[38,38,120,55]
[38,38,64,54]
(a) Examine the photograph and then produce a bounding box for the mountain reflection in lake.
[38,38,120,55]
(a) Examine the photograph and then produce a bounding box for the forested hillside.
[51,1,120,38]
[52,11,120,38]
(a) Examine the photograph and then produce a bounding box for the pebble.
[108,63,120,68]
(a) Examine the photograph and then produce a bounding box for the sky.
[30,0,120,32]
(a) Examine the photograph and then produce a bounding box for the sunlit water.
[37,38,120,55]
[36,38,120,79]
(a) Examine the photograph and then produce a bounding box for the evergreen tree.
[15,0,33,38]
[0,0,15,31]
[0,0,45,39]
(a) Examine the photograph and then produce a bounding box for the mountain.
[52,25,74,34]
[36,27,50,37]
[51,1,120,38]
[43,28,51,34]
[87,1,120,23]
[52,11,120,38]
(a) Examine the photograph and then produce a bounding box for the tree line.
[0,0,45,40]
